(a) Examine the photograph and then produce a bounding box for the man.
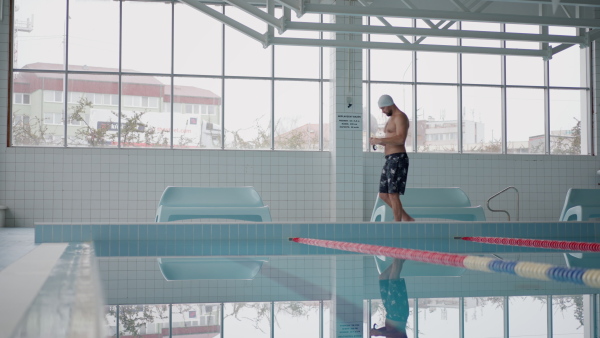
[369,94,414,222]
[370,258,409,338]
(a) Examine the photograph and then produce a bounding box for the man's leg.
[380,193,414,222]
[380,258,405,281]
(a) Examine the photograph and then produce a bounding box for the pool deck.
[0,228,37,271]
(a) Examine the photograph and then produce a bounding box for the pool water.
[31,221,600,337]
[98,250,598,338]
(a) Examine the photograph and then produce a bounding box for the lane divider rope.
[455,236,600,252]
[289,237,600,288]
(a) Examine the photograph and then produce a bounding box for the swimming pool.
[28,220,600,337]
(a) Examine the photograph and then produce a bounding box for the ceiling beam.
[285,21,586,44]
[304,4,600,28]
[486,0,600,7]
[181,0,267,46]
[358,0,412,44]
[223,0,284,33]
[269,36,550,57]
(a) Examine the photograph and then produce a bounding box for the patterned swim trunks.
[379,278,409,323]
[379,152,409,195]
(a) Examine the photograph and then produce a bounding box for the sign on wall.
[336,113,362,130]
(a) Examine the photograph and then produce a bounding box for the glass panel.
[171,303,221,336]
[461,23,501,85]
[120,75,170,148]
[104,305,117,337]
[322,46,332,81]
[224,7,271,77]
[171,77,222,149]
[550,89,584,155]
[507,88,544,154]
[508,296,547,337]
[273,301,320,337]
[417,52,458,84]
[552,295,585,337]
[323,300,332,338]
[371,298,386,334]
[323,81,331,151]
[506,55,544,86]
[370,49,413,83]
[369,84,414,153]
[275,12,319,79]
[417,298,460,338]
[174,3,223,76]
[117,304,170,337]
[13,0,66,69]
[224,79,271,149]
[223,302,270,338]
[274,81,320,150]
[462,87,502,153]
[417,85,458,153]
[68,0,119,70]
[506,24,540,48]
[505,25,544,86]
[462,54,501,85]
[549,46,583,88]
[549,26,584,88]
[464,297,504,338]
[66,73,119,147]
[122,1,172,74]
[11,71,65,146]
[275,45,320,79]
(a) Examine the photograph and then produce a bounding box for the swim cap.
[378,94,394,108]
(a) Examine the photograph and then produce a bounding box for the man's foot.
[370,327,387,336]
[401,212,415,222]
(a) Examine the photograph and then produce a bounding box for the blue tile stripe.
[34,221,600,258]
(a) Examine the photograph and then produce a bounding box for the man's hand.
[370,137,382,146]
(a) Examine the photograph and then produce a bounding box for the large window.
[105,301,330,338]
[364,19,591,155]
[11,0,328,150]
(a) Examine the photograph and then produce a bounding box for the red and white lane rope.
[289,237,600,288]
[456,236,600,252]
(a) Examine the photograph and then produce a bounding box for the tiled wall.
[0,149,332,227]
[365,153,600,222]
[35,221,600,253]
[0,1,599,228]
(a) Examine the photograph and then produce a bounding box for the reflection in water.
[98,252,597,337]
[371,259,409,338]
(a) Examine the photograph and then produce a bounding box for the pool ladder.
[486,186,519,221]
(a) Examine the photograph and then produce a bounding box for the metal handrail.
[486,186,519,221]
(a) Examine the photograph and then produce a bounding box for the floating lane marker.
[455,236,600,252]
[289,237,600,288]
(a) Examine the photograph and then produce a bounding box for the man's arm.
[372,115,409,146]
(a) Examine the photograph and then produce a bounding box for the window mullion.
[63,0,70,147]
[170,0,175,149]
[118,0,123,148]
[458,21,463,154]
[542,20,551,155]
[501,24,507,154]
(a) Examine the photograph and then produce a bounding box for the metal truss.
[180,0,600,58]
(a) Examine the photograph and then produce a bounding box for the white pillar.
[330,256,364,338]
[328,2,364,222]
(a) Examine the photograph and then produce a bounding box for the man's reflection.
[371,258,409,338]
